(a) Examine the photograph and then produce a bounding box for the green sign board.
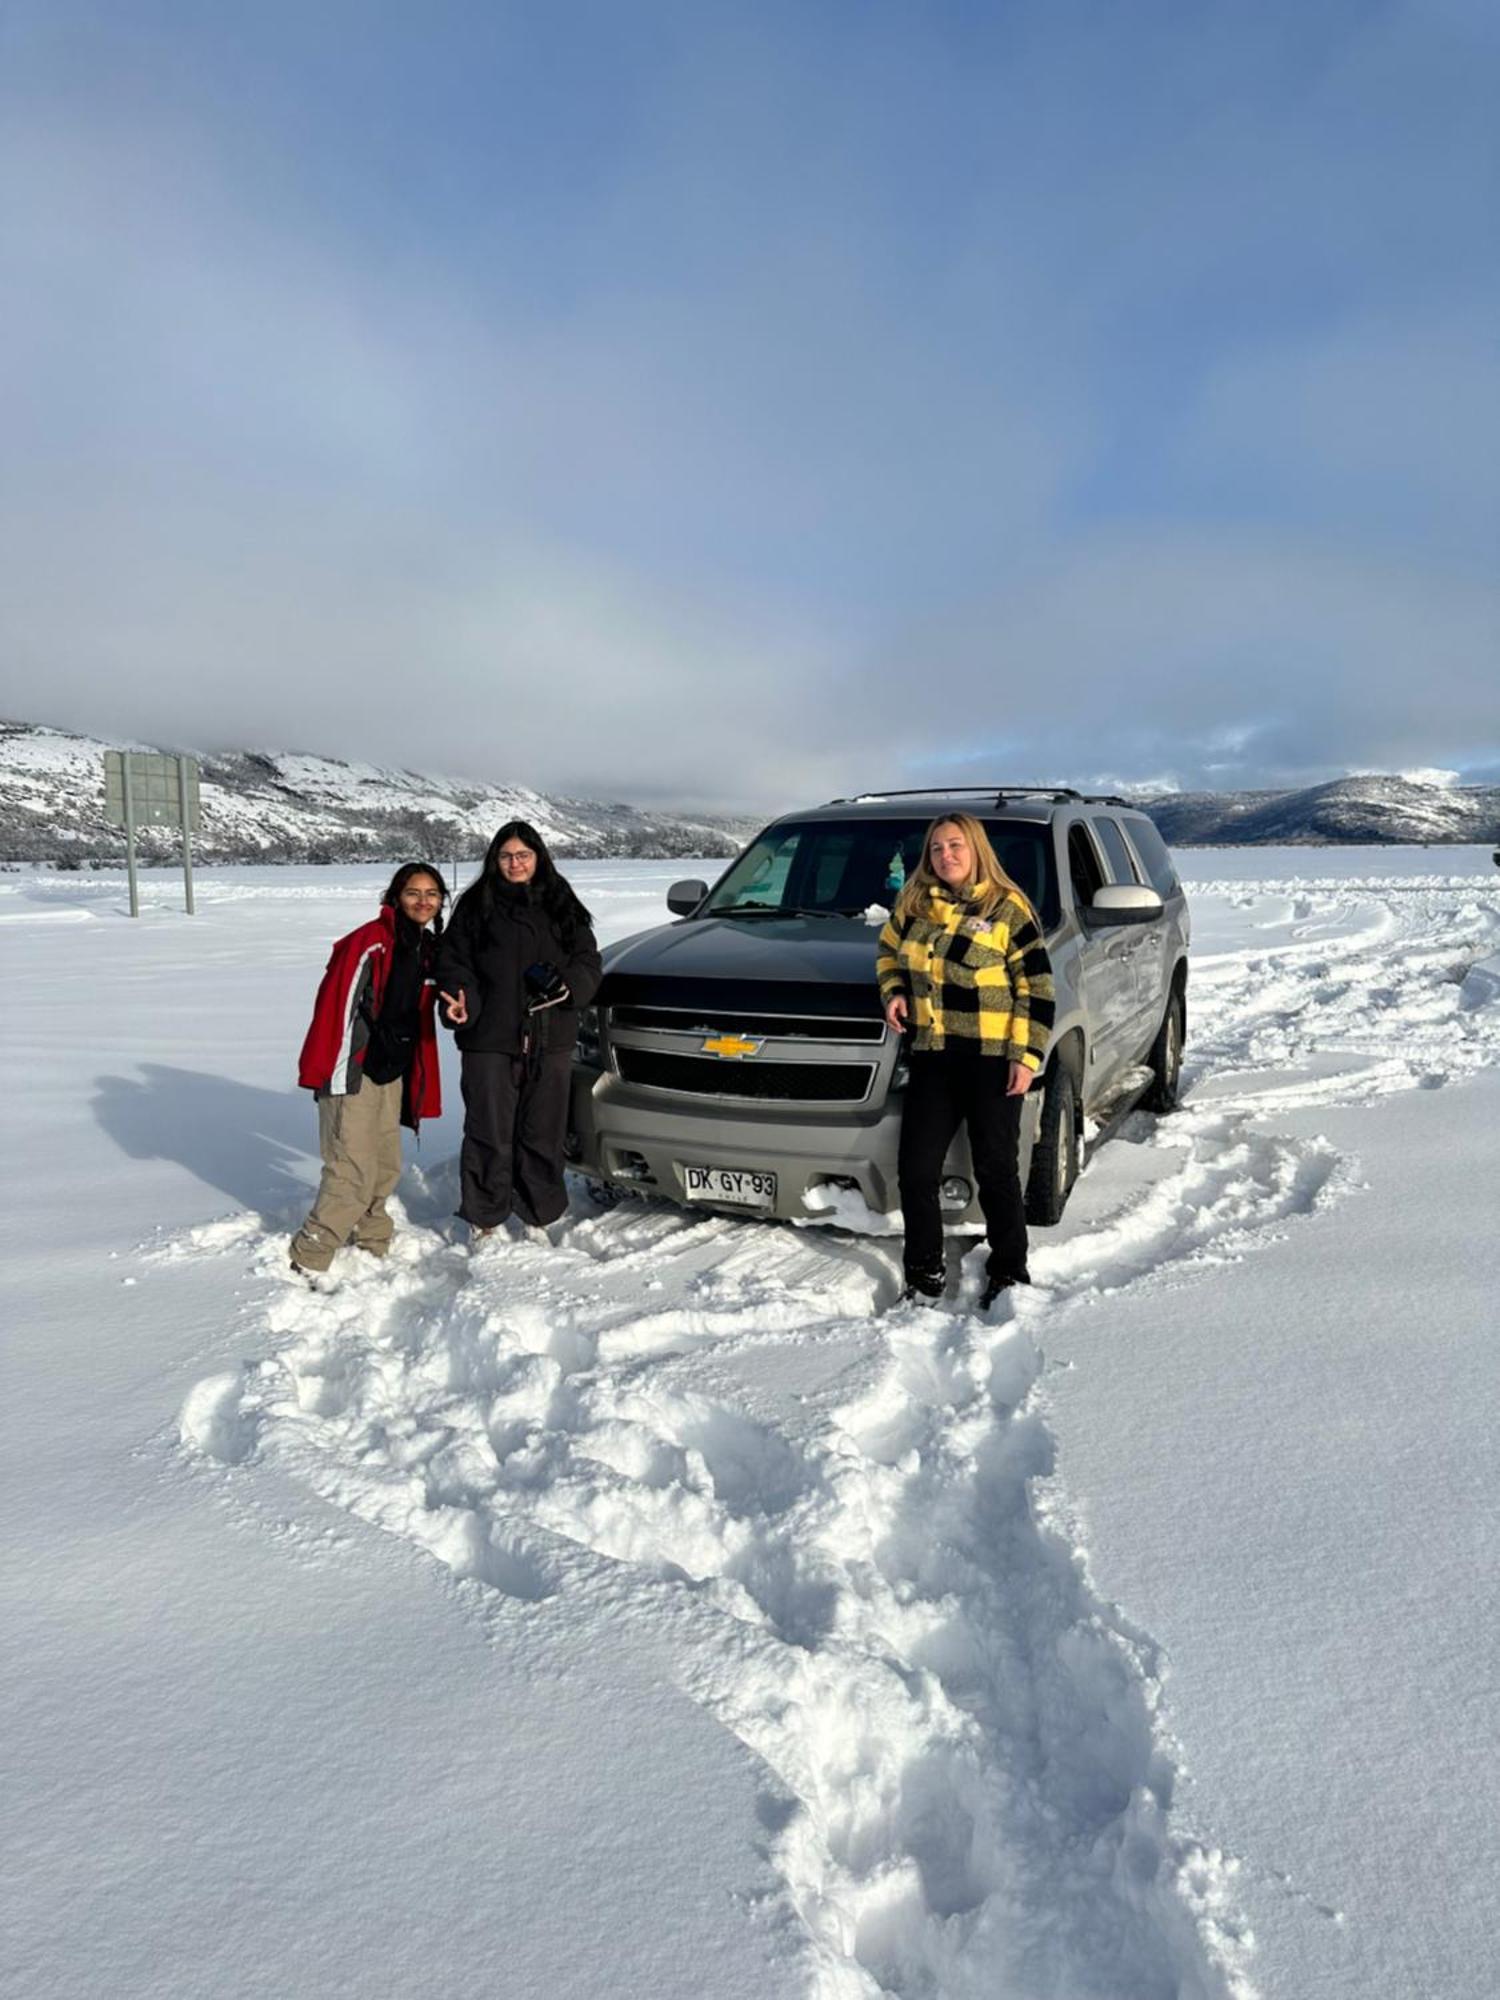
[102,751,201,916]
[104,751,201,831]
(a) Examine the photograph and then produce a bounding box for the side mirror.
[667,878,708,917]
[1083,883,1163,928]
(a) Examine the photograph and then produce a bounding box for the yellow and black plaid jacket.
[876,882,1055,1069]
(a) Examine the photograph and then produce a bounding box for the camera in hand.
[524,961,571,1012]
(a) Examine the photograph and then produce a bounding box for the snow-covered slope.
[1143,773,1500,846]
[7,720,1499,859]
[0,721,760,862]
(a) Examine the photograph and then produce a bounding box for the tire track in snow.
[1185,880,1500,1097]
[174,877,1500,1998]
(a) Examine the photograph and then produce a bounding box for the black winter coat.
[436,888,602,1057]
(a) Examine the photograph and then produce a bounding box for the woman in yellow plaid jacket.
[876,812,1055,1308]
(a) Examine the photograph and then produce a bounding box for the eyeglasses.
[497,850,535,866]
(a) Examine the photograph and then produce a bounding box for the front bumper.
[568,1065,1039,1226]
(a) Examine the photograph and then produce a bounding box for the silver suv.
[567,788,1190,1229]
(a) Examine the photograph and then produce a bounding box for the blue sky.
[1,0,1495,807]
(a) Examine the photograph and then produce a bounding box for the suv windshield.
[704,818,1058,928]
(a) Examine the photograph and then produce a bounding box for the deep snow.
[2,851,1497,1998]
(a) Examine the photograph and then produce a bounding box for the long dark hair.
[453,820,592,942]
[381,861,450,936]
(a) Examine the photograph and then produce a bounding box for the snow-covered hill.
[4,721,1497,861]
[1141,773,1500,846]
[0,722,761,864]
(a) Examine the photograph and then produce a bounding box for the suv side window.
[1066,822,1107,908]
[1122,815,1181,898]
[1092,816,1141,884]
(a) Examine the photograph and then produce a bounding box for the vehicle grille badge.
[701,1035,763,1059]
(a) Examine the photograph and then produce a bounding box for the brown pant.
[291,1078,404,1271]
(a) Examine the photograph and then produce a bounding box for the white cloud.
[1393,767,1461,788]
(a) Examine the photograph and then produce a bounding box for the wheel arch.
[1048,1023,1085,1090]
[1169,956,1188,1040]
[1042,1024,1086,1136]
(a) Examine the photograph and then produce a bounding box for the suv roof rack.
[824,785,1084,807]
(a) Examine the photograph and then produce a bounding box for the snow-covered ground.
[3,850,1497,1998]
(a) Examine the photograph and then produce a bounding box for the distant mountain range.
[2,721,1497,863]
[0,722,761,864]
[1140,774,1500,847]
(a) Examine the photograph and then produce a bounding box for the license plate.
[683,1165,778,1210]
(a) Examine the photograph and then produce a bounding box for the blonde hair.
[894,811,1033,925]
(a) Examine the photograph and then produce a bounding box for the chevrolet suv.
[567,788,1189,1229]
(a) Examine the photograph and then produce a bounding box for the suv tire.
[1142,989,1183,1113]
[1025,1063,1078,1226]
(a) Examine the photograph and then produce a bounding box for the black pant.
[898,1048,1028,1284]
[458,1049,572,1228]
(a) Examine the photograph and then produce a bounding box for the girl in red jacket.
[290,863,449,1276]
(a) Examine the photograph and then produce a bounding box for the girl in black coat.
[437,821,602,1234]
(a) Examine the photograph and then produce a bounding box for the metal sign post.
[179,754,196,915]
[104,752,202,916]
[119,752,139,917]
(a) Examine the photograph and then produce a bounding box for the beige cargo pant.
[290,1078,404,1272]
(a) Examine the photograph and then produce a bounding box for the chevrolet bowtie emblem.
[701,1034,762,1059]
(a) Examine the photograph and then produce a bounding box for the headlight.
[575,1005,602,1067]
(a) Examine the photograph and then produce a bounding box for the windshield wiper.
[710,904,862,920]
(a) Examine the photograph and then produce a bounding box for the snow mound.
[179,1370,259,1464]
[1459,951,1500,1013]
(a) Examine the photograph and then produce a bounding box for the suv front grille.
[614,1049,875,1103]
[609,1005,884,1044]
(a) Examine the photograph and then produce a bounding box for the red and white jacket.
[298,906,442,1129]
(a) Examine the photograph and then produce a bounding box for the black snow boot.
[979,1269,1031,1312]
[900,1263,946,1305]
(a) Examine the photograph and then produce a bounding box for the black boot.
[979,1269,1031,1311]
[900,1263,946,1304]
